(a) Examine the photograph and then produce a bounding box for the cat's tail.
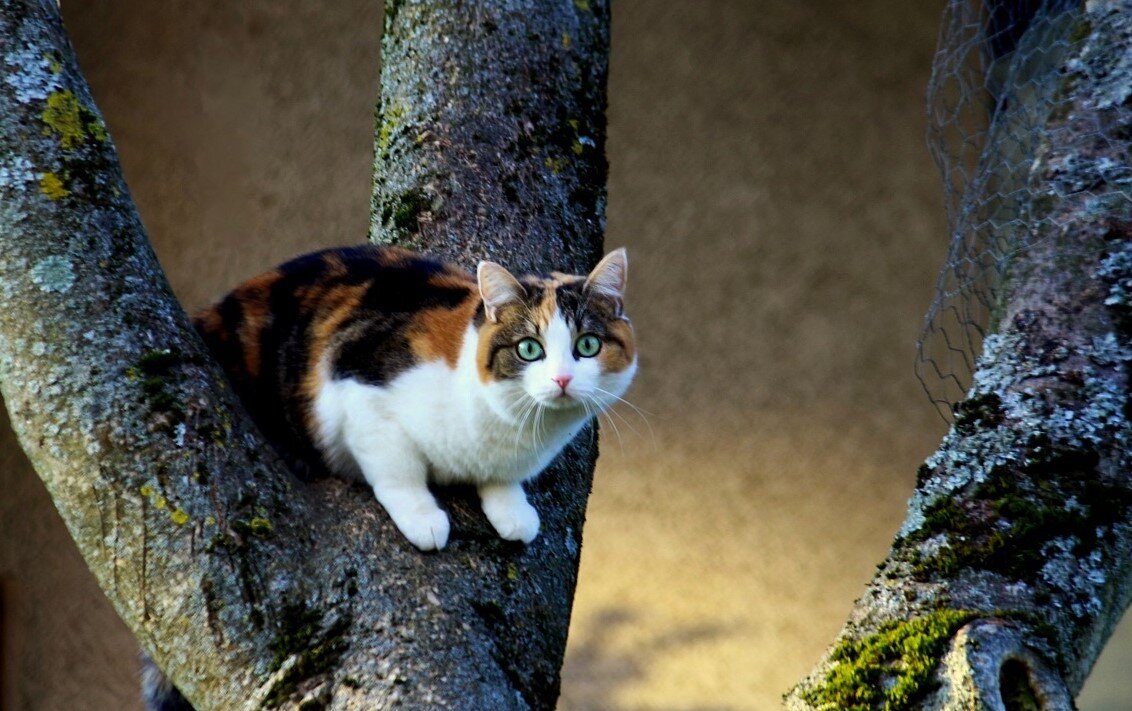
[141,653,195,711]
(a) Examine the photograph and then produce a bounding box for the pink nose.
[552,375,573,392]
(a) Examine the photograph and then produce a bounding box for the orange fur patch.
[533,288,558,332]
[403,269,478,366]
[297,284,327,311]
[600,318,637,373]
[193,305,224,339]
[429,270,476,292]
[230,270,281,379]
[408,295,479,367]
[321,252,348,277]
[476,319,504,383]
[301,283,369,422]
[377,246,416,267]
[547,271,581,286]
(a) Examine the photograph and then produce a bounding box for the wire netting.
[917,0,1111,419]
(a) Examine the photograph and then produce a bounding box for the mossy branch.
[787,2,1132,708]
[1,0,610,709]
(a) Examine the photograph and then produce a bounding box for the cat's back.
[194,245,474,376]
[192,244,480,465]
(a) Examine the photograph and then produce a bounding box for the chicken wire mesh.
[916,0,1114,419]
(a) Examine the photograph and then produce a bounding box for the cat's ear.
[584,247,628,308]
[478,261,525,322]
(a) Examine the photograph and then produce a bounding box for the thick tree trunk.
[372,0,609,275]
[0,0,608,709]
[787,1,1132,707]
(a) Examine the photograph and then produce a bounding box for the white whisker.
[603,400,642,438]
[514,396,539,455]
[596,402,624,451]
[593,387,654,418]
[593,386,655,444]
[535,403,547,452]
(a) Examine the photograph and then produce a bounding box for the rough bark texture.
[0,0,608,709]
[371,0,609,275]
[787,1,1132,708]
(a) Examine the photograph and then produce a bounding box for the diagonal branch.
[787,1,1132,707]
[0,0,610,708]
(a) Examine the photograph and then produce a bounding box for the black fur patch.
[334,265,471,385]
[140,653,195,711]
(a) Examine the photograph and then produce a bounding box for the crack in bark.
[141,496,150,624]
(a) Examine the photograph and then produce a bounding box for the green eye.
[516,338,544,361]
[575,334,602,358]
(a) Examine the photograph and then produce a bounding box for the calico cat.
[193,244,636,550]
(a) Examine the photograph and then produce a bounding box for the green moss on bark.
[379,187,431,235]
[126,347,186,420]
[264,602,351,708]
[904,443,1132,582]
[801,610,981,710]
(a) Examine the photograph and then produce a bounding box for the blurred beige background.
[1,1,1129,709]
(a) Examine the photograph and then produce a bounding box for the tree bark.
[787,1,1132,708]
[371,0,609,275]
[0,0,608,709]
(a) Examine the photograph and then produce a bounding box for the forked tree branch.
[0,0,609,708]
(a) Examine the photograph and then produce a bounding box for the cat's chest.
[318,361,583,484]
[376,363,537,478]
[417,413,534,482]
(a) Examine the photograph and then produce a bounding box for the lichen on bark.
[0,0,611,708]
[788,1,1132,708]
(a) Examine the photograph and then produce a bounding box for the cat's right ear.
[477,261,525,322]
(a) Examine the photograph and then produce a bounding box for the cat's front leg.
[342,416,449,551]
[479,481,540,543]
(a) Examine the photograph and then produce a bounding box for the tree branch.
[0,0,610,708]
[787,1,1132,707]
[372,0,609,274]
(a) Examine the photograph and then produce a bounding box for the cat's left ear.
[478,261,525,323]
[584,247,628,311]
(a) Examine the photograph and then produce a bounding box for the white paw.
[483,497,540,543]
[390,507,450,551]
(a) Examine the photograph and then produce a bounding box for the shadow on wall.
[561,607,737,711]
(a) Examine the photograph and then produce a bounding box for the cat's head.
[475,249,637,418]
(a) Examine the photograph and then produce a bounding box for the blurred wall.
[0,1,1128,709]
